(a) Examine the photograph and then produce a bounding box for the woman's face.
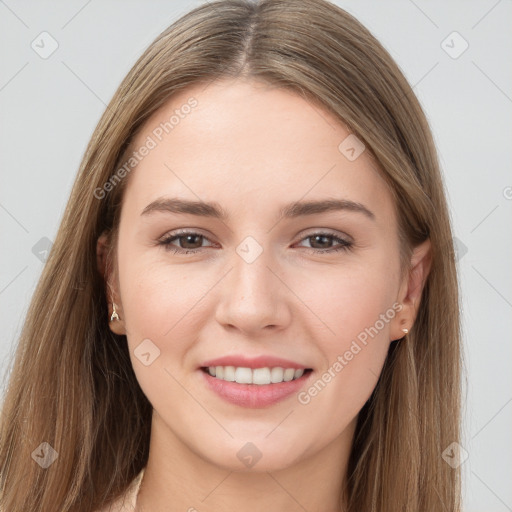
[105,78,426,472]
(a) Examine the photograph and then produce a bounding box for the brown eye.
[175,234,204,249]
[158,231,213,253]
[308,234,335,249]
[296,232,353,253]
[158,230,353,256]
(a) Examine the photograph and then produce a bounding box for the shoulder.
[94,469,145,512]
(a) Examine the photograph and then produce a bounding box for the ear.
[96,231,126,336]
[389,238,432,341]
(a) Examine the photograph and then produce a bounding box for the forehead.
[122,78,396,226]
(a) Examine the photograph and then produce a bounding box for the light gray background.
[1,1,511,510]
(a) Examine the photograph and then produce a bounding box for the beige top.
[96,469,145,512]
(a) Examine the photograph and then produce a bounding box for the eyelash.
[157,230,353,255]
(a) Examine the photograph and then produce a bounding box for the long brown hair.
[0,1,463,510]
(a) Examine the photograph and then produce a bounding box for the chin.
[199,435,309,473]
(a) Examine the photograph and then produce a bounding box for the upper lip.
[200,355,311,370]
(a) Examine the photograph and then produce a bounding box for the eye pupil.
[161,231,350,255]
[182,234,202,249]
[311,235,331,249]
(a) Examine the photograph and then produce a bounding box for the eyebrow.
[140,197,375,221]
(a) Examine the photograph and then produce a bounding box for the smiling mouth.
[200,366,313,385]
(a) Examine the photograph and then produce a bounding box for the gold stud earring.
[110,303,120,321]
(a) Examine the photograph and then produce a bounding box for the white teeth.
[207,366,308,384]
[283,368,295,382]
[252,368,271,385]
[270,367,284,383]
[223,366,236,381]
[234,367,252,384]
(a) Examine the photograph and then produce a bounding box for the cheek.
[117,253,211,402]
[119,244,398,346]
[116,244,206,357]
[302,259,397,402]
[307,258,399,345]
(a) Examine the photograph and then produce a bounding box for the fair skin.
[97,78,430,512]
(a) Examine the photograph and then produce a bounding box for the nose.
[214,246,292,335]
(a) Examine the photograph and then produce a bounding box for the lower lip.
[199,369,313,408]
